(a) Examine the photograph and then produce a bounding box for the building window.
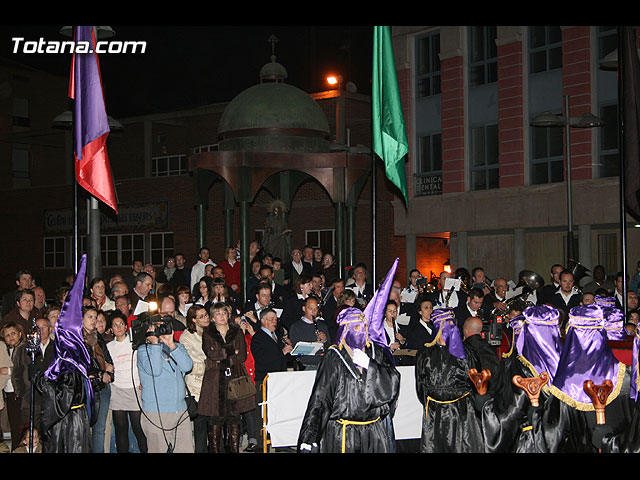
[150,232,174,265]
[305,229,335,256]
[43,237,66,269]
[101,234,121,267]
[193,144,219,154]
[120,234,145,266]
[469,26,497,86]
[470,123,499,190]
[599,103,620,178]
[531,113,564,184]
[598,26,618,62]
[529,26,562,74]
[416,32,441,98]
[12,148,30,178]
[415,133,442,196]
[12,98,30,128]
[598,233,618,276]
[152,155,187,176]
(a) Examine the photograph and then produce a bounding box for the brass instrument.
[567,258,590,285]
[455,267,471,294]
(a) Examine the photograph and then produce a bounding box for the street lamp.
[531,96,604,264]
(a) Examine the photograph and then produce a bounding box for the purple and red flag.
[69,26,118,213]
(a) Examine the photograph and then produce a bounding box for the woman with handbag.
[180,305,211,453]
[199,302,255,453]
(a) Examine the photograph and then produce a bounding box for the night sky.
[0,25,374,118]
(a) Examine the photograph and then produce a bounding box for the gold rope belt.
[70,403,85,410]
[425,391,471,418]
[336,416,381,453]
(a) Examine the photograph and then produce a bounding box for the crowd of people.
[1,241,640,454]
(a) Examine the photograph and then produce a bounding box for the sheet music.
[443,278,461,291]
[133,300,149,316]
[396,313,412,326]
[291,341,324,356]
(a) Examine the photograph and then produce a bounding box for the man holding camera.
[137,316,194,453]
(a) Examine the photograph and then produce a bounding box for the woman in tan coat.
[180,305,210,453]
[198,302,254,453]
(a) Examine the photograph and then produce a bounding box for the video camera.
[130,311,174,350]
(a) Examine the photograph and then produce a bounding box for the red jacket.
[219,260,241,293]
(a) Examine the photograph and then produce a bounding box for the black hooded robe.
[35,371,92,453]
[297,343,400,453]
[415,341,484,453]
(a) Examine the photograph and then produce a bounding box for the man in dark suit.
[282,248,313,294]
[170,252,191,290]
[250,308,292,451]
[549,270,582,329]
[428,271,467,309]
[11,316,56,430]
[462,316,501,396]
[301,245,320,274]
[126,272,157,313]
[247,264,287,308]
[453,288,485,335]
[1,270,34,317]
[537,264,564,306]
[243,282,277,331]
[320,277,345,343]
[346,264,374,308]
[482,277,509,319]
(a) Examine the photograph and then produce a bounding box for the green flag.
[372,25,409,204]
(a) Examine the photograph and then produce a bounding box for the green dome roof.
[217,82,331,153]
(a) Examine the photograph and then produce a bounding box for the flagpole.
[372,150,377,286]
[618,25,628,314]
[72,98,79,276]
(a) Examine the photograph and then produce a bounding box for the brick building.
[390,26,639,285]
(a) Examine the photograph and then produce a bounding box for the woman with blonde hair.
[180,305,210,453]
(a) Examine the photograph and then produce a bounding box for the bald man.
[462,317,500,397]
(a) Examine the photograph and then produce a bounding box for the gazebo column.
[223,182,235,249]
[192,169,218,252]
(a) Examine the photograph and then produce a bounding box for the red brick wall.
[441,55,465,194]
[498,39,525,188]
[562,26,594,182]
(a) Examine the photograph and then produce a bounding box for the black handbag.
[185,385,198,420]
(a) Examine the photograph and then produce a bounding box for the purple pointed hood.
[334,259,398,360]
[44,255,94,414]
[551,304,623,406]
[516,305,562,383]
[365,258,399,350]
[431,308,466,359]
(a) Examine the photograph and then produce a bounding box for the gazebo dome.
[217,57,331,153]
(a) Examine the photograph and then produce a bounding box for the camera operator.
[136,315,194,453]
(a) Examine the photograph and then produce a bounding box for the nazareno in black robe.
[529,366,634,453]
[297,342,400,453]
[35,370,92,453]
[414,341,484,453]
[598,396,640,452]
[479,352,550,453]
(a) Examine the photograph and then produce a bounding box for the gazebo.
[189,49,371,301]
